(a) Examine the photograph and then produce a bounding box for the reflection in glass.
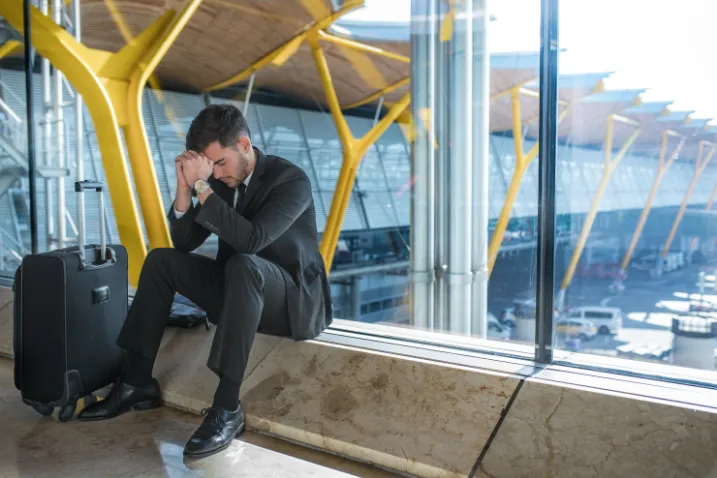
[1,0,551,352]
[555,0,717,377]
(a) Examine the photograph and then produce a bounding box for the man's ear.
[238,136,252,153]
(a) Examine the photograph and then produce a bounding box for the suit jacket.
[166,148,332,341]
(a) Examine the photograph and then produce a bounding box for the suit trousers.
[116,248,291,387]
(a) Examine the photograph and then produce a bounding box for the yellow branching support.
[308,32,410,271]
[560,115,642,292]
[104,0,184,141]
[345,77,411,110]
[0,0,203,286]
[0,0,146,285]
[620,130,685,271]
[204,0,365,92]
[661,140,716,258]
[122,0,204,259]
[487,87,539,273]
[0,40,22,60]
[317,30,410,64]
[487,87,568,274]
[706,181,717,211]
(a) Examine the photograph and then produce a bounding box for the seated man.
[78,104,333,458]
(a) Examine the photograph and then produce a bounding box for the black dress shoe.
[184,404,245,458]
[77,378,162,421]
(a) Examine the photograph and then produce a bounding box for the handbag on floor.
[168,294,210,330]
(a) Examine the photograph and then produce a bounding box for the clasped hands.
[175,150,213,191]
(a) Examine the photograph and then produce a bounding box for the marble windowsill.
[4,286,717,477]
[324,319,717,413]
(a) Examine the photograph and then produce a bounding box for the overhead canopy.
[1,0,715,163]
[80,0,340,92]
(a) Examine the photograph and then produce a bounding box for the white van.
[561,306,623,335]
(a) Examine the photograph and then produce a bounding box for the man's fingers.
[176,150,199,162]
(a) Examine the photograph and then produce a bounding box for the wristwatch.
[194,179,210,194]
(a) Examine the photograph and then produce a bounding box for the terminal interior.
[3,0,717,476]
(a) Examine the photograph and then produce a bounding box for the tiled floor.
[0,358,400,477]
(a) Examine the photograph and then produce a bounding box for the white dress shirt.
[174,171,253,219]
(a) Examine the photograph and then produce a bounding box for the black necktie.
[235,183,247,212]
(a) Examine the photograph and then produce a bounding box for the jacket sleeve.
[167,201,211,252]
[193,173,312,254]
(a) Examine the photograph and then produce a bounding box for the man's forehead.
[202,145,223,163]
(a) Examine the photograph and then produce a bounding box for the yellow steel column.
[123,0,204,250]
[105,0,185,142]
[308,33,410,271]
[705,181,717,211]
[0,40,22,60]
[0,0,147,285]
[558,116,641,305]
[689,179,717,251]
[661,140,716,258]
[620,130,684,272]
[487,86,539,273]
[487,88,568,274]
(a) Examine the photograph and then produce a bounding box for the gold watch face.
[194,180,208,193]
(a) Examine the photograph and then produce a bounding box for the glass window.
[10,0,717,393]
[555,0,717,380]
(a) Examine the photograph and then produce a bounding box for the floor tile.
[0,358,399,478]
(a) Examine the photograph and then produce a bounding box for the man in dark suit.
[77,104,333,458]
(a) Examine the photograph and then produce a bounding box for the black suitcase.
[13,180,128,421]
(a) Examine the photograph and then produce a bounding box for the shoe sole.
[183,422,246,459]
[76,399,163,422]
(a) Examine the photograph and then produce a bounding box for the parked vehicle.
[555,318,597,341]
[632,252,685,277]
[561,306,623,335]
[500,298,560,327]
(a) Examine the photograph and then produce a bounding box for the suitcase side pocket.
[12,264,22,391]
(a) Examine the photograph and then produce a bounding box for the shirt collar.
[243,170,253,188]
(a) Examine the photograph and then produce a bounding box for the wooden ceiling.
[248,36,409,110]
[78,0,334,92]
[2,0,714,158]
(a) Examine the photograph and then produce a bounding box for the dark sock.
[121,352,154,387]
[212,377,240,410]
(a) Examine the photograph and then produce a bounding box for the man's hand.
[175,155,191,192]
[180,151,213,186]
[174,153,194,213]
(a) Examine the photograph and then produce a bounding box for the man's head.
[185,104,255,188]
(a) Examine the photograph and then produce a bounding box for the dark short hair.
[185,103,251,152]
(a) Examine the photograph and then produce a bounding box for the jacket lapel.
[240,147,266,211]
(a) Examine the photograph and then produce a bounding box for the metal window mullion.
[145,93,172,204]
[298,109,329,220]
[252,104,269,151]
[535,0,559,363]
[372,97,400,226]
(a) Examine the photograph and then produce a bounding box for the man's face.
[202,137,252,188]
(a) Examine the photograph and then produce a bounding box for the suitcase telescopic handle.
[74,181,104,192]
[75,180,110,268]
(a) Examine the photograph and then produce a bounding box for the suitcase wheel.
[56,403,77,422]
[31,403,53,417]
